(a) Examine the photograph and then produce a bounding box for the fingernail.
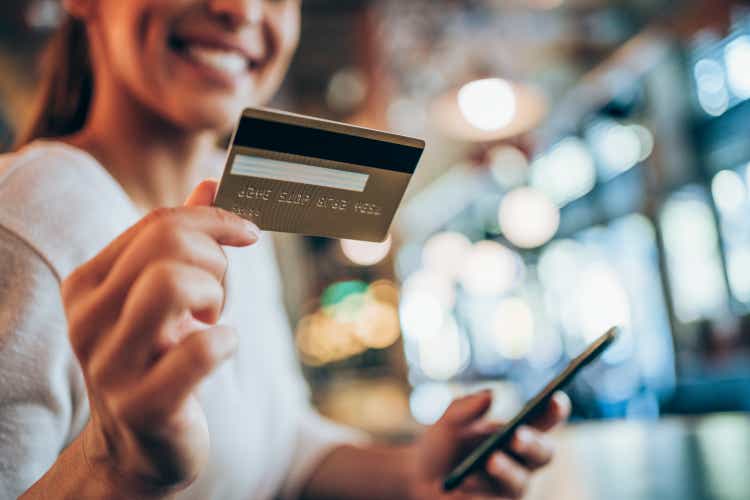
[516,426,533,446]
[245,221,261,239]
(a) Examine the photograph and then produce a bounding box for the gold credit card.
[214,108,425,242]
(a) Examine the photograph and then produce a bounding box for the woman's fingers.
[90,261,225,383]
[528,392,571,432]
[483,451,530,499]
[134,324,238,422]
[184,179,219,207]
[99,206,258,301]
[102,229,229,301]
[507,426,554,469]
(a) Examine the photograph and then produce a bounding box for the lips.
[186,45,248,75]
[168,33,265,80]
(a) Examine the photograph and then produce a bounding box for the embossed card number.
[214,108,425,242]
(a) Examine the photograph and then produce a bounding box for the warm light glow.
[499,187,560,249]
[295,312,366,366]
[341,235,392,266]
[353,299,401,349]
[492,297,535,359]
[422,232,473,281]
[326,67,368,113]
[296,279,404,365]
[530,138,596,205]
[457,78,517,131]
[712,169,747,215]
[725,36,750,99]
[458,241,523,296]
[368,280,400,306]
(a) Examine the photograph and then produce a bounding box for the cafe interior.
[2,0,750,498]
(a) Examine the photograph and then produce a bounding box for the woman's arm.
[21,426,171,500]
[301,392,570,500]
[11,181,259,498]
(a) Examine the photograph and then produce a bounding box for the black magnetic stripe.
[233,117,423,174]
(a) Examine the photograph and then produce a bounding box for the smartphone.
[443,327,620,492]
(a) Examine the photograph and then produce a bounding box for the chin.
[170,98,251,135]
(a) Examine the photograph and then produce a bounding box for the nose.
[208,0,264,28]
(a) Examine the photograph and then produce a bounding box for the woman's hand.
[61,180,259,495]
[408,390,571,500]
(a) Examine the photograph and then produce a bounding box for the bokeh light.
[296,312,366,366]
[574,264,632,343]
[402,269,456,309]
[661,193,728,323]
[326,67,368,114]
[341,234,393,266]
[421,232,473,281]
[417,314,468,380]
[712,169,747,216]
[694,58,730,116]
[499,187,560,249]
[727,247,750,303]
[530,137,596,206]
[297,280,404,365]
[457,78,517,131]
[492,297,535,359]
[458,240,524,296]
[725,35,750,99]
[399,291,446,341]
[409,382,455,425]
[589,121,645,178]
[488,145,529,189]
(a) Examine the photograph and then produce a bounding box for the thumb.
[439,391,493,429]
[185,179,219,207]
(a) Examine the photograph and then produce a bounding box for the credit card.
[213,108,425,242]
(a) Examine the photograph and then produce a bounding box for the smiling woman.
[0,1,569,500]
[22,0,300,144]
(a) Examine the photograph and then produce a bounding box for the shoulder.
[0,141,139,280]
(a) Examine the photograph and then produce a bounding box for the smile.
[168,34,264,81]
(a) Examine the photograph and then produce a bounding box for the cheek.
[276,7,301,63]
[103,10,241,131]
[253,8,300,97]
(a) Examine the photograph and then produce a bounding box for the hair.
[16,16,93,148]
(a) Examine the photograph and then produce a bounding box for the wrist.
[399,443,428,500]
[81,423,179,500]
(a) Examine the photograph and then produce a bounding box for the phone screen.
[443,327,620,491]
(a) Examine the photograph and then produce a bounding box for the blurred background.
[3,1,750,498]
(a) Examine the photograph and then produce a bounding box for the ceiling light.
[457,78,517,131]
[499,187,560,249]
[341,235,392,266]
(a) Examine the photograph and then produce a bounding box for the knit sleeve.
[0,226,89,498]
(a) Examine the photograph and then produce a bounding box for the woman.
[0,1,570,498]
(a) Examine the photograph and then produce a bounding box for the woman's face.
[79,0,301,132]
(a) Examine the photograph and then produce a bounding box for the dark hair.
[16,17,92,147]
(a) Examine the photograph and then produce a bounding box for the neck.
[65,78,221,213]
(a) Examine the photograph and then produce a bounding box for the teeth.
[186,46,247,75]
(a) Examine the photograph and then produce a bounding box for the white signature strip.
[231,154,370,192]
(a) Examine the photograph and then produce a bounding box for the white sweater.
[0,142,361,499]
